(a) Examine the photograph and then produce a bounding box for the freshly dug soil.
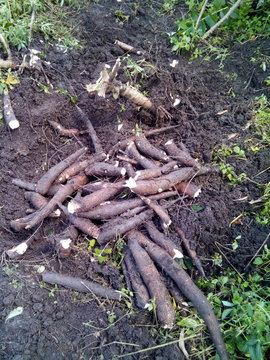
[0,1,269,359]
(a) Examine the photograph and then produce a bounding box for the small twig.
[244,231,270,270]
[214,242,243,279]
[244,68,255,90]
[204,0,243,38]
[0,32,12,60]
[28,5,36,46]
[194,0,209,33]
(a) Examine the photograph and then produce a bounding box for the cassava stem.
[3,91,20,129]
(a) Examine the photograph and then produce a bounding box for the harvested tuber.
[127,230,175,328]
[42,272,121,301]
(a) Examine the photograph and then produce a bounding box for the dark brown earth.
[0,1,269,359]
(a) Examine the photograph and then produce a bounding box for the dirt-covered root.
[164,139,201,168]
[175,226,206,278]
[127,230,175,329]
[42,272,121,301]
[122,248,150,309]
[97,209,153,245]
[144,221,183,259]
[135,231,229,360]
[36,147,87,195]
[47,226,79,258]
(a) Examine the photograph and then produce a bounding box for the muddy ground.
[0,1,269,359]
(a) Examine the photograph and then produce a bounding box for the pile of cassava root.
[7,107,228,360]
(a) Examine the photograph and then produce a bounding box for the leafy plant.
[255,182,270,225]
[213,144,247,185]
[0,71,20,94]
[0,0,81,51]
[202,246,270,359]
[168,0,270,58]
[87,239,112,263]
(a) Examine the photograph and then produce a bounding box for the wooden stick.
[3,91,20,129]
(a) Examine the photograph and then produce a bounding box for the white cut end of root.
[193,189,202,198]
[173,98,181,107]
[8,119,20,130]
[117,123,123,131]
[9,242,28,256]
[104,154,110,162]
[120,168,126,176]
[60,238,72,249]
[165,139,173,145]
[105,64,111,69]
[163,220,171,229]
[144,303,150,309]
[53,209,61,217]
[173,165,178,169]
[100,201,111,206]
[114,161,119,167]
[169,60,179,68]
[173,249,184,259]
[67,200,80,214]
[158,188,163,193]
[125,177,137,189]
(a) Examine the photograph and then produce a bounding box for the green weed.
[213,144,247,185]
[168,0,270,59]
[0,0,81,51]
[198,245,270,360]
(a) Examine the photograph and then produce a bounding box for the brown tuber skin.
[127,142,158,170]
[86,162,126,178]
[55,152,106,184]
[97,209,153,245]
[10,175,88,232]
[36,147,87,195]
[164,139,201,168]
[135,231,229,360]
[127,230,175,329]
[68,182,124,214]
[42,272,121,301]
[175,182,201,198]
[123,248,150,309]
[127,167,196,195]
[144,221,183,259]
[135,135,170,162]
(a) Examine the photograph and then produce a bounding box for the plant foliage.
[168,0,270,53]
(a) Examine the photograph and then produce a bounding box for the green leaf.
[205,15,216,28]
[89,239,96,248]
[70,96,77,104]
[221,308,233,320]
[191,205,203,212]
[222,300,234,307]
[104,248,112,254]
[253,257,263,265]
